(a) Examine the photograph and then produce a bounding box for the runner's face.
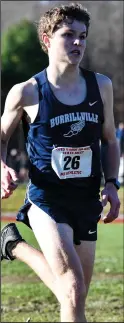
[46,20,87,65]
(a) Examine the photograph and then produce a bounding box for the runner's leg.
[28,204,87,322]
[75,240,96,319]
[12,240,60,301]
[75,241,96,295]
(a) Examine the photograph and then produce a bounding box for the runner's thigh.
[28,204,83,278]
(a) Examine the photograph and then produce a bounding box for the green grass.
[1,222,123,322]
[1,184,26,212]
[1,184,124,214]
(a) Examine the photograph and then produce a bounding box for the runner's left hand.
[101,183,120,223]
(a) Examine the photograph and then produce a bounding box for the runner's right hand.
[1,161,19,199]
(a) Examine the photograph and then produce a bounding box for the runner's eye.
[80,35,86,40]
[63,33,73,37]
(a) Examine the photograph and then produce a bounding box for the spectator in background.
[7,149,29,182]
[120,126,124,157]
[116,122,124,184]
[7,148,19,173]
[17,151,29,182]
[116,122,124,155]
[116,123,124,184]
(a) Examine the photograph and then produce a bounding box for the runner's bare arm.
[1,80,38,198]
[1,84,24,163]
[96,73,120,223]
[96,74,120,179]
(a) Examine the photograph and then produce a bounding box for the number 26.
[63,155,80,170]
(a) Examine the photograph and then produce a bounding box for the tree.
[1,19,48,111]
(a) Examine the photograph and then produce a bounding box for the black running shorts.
[16,182,103,245]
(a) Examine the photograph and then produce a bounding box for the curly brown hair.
[37,3,90,53]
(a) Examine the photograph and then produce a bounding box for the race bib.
[51,146,92,179]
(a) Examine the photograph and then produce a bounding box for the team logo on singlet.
[50,111,98,137]
[64,120,85,137]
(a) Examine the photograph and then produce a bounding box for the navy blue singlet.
[22,68,104,199]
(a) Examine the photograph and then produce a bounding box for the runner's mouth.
[70,50,80,55]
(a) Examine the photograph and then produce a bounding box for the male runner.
[1,3,120,322]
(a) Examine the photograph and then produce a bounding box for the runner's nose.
[73,39,80,46]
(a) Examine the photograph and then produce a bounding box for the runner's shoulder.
[94,72,113,103]
[95,72,112,88]
[8,77,38,106]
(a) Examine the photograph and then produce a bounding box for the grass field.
[1,221,123,322]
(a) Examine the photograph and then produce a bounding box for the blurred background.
[1,0,124,184]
